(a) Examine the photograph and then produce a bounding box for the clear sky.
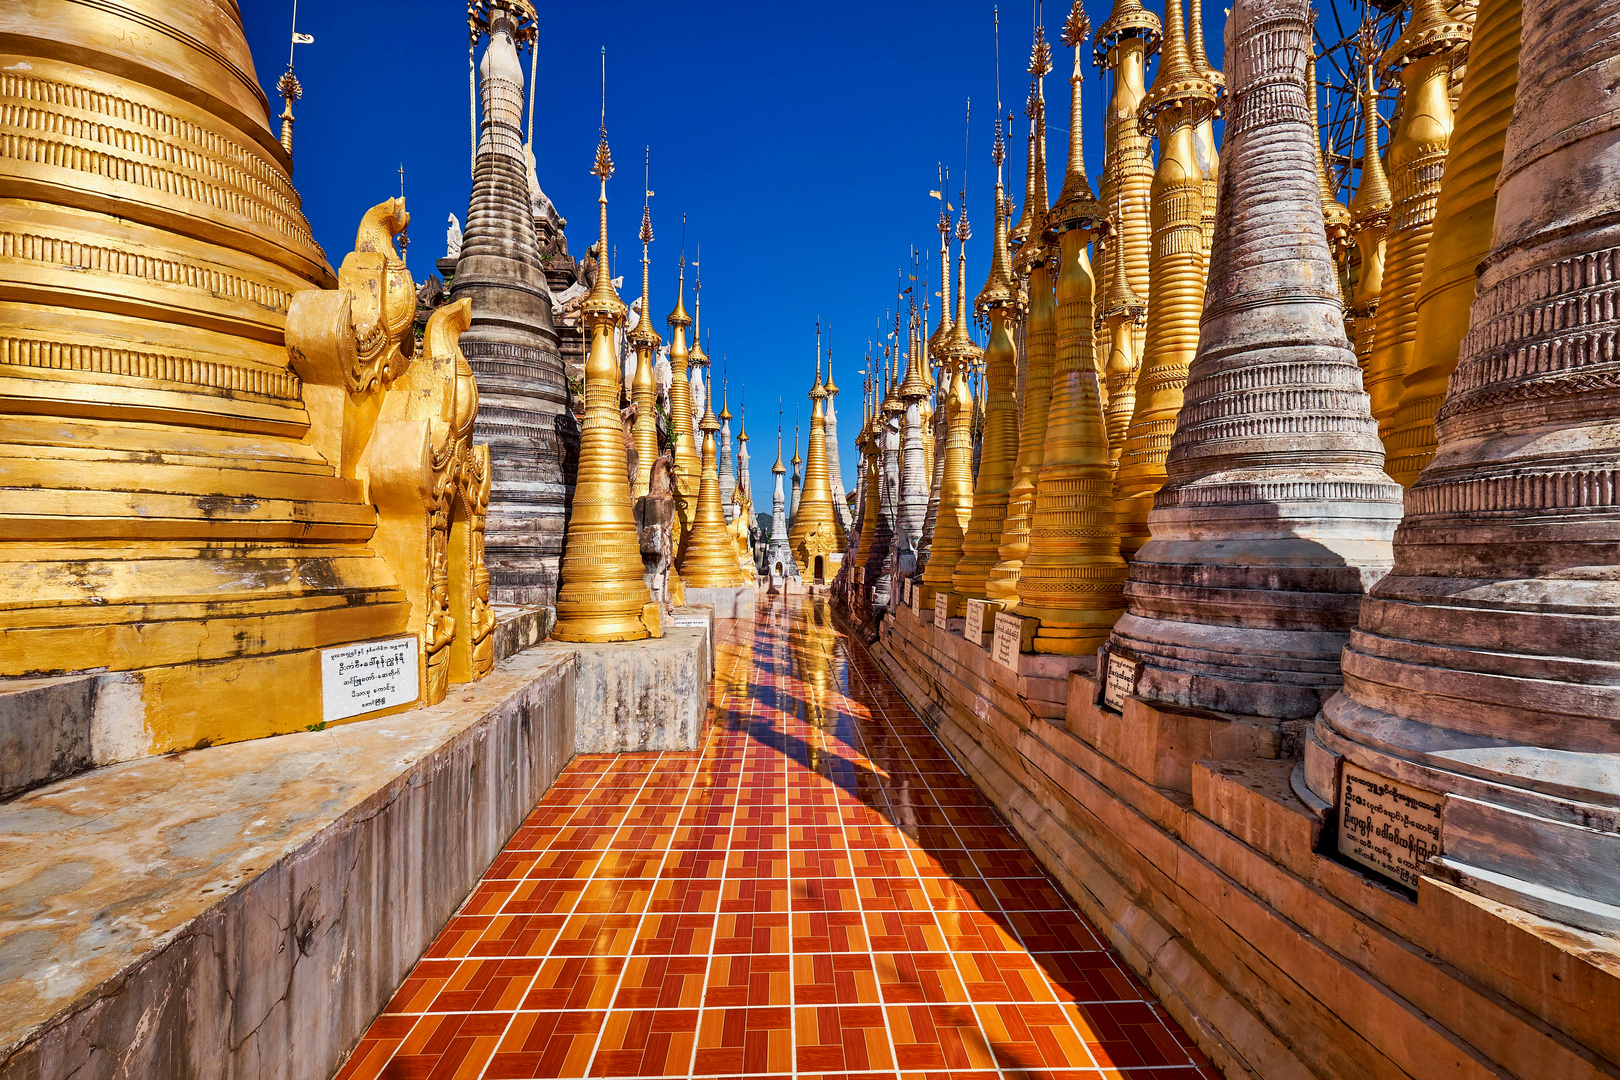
[239,0,1246,506]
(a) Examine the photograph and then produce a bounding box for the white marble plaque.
[1101,650,1140,713]
[934,591,951,626]
[1337,762,1443,890]
[321,636,419,723]
[992,612,1026,670]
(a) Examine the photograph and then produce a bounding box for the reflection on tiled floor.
[335,595,1219,1080]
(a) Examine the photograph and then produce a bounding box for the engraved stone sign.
[321,636,419,723]
[964,599,1000,644]
[911,582,923,616]
[934,591,951,626]
[993,612,1034,671]
[1337,762,1443,890]
[1101,648,1141,714]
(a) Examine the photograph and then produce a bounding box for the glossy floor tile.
[335,596,1220,1080]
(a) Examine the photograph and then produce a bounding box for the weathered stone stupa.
[1110,0,1402,720]
[450,2,571,609]
[1314,0,1620,932]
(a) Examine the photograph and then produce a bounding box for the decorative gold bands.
[1,71,318,252]
[0,230,294,313]
[0,332,300,400]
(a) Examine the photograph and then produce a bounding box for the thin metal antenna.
[994,7,1004,117]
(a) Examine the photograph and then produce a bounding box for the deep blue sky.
[240,0,1230,503]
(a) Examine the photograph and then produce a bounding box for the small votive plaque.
[1337,762,1443,890]
[322,635,419,723]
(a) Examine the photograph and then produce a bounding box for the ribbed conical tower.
[451,4,569,607]
[766,426,799,585]
[630,196,662,498]
[1187,0,1224,261]
[789,424,803,521]
[1385,0,1521,487]
[1113,0,1218,559]
[552,127,657,643]
[1094,0,1160,379]
[1015,2,1131,652]
[790,347,847,582]
[718,383,737,520]
[1110,0,1402,718]
[897,310,934,579]
[1316,0,1620,932]
[1347,66,1392,387]
[919,203,955,574]
[679,377,745,587]
[921,202,985,601]
[824,355,854,536]
[1363,0,1472,443]
[666,258,700,505]
[952,122,1023,602]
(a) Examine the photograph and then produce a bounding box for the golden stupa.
[679,379,747,587]
[1363,0,1472,442]
[1385,0,1520,486]
[989,37,1057,609]
[1015,1,1129,654]
[630,194,663,498]
[1347,65,1393,386]
[551,128,660,643]
[1112,0,1216,559]
[789,351,847,582]
[919,205,982,607]
[0,1,510,751]
[952,121,1023,602]
[666,256,701,501]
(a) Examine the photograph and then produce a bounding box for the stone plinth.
[685,586,756,622]
[537,628,709,754]
[0,648,575,1080]
[866,601,1620,1080]
[664,604,716,687]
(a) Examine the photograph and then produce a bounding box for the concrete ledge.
[492,604,550,662]
[536,627,709,753]
[0,648,575,1080]
[685,585,756,621]
[664,604,716,687]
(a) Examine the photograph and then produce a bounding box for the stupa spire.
[553,92,660,643]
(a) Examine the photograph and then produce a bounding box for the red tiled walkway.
[336,595,1217,1080]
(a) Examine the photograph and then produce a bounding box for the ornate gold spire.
[630,172,661,498]
[954,123,1023,600]
[1364,0,1472,443]
[1310,55,1354,284]
[1093,0,1159,403]
[1115,0,1211,560]
[1348,63,1392,386]
[554,119,658,642]
[679,372,746,587]
[790,332,847,580]
[1101,202,1145,467]
[666,247,701,500]
[1386,0,1520,487]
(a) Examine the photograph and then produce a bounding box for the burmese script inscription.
[322,636,420,722]
[964,599,996,643]
[1102,650,1140,713]
[992,613,1024,671]
[1337,762,1443,889]
[934,591,951,626]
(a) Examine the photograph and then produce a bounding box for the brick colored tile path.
[335,596,1219,1080]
